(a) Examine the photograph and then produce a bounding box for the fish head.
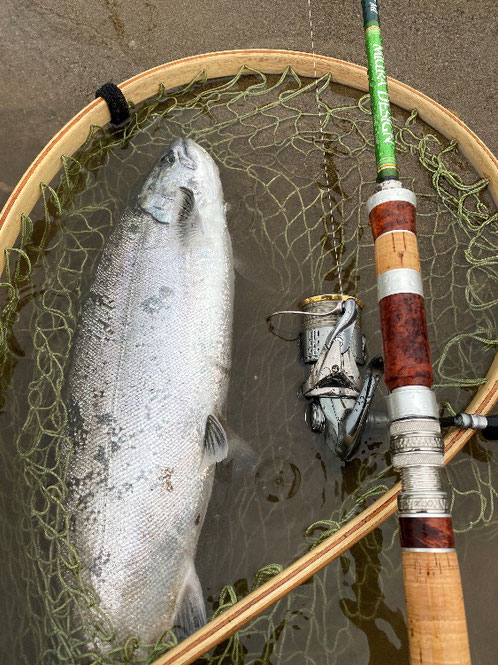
[138,138,224,228]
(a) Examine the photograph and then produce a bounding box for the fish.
[65,137,234,646]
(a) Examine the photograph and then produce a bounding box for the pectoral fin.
[177,187,195,224]
[172,563,207,638]
[200,414,228,472]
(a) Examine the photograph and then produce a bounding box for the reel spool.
[299,294,384,460]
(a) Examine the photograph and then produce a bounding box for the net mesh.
[0,65,496,665]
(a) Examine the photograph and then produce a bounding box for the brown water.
[0,73,496,664]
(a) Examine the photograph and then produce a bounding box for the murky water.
[0,73,496,664]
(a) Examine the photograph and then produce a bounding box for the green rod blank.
[361,0,399,181]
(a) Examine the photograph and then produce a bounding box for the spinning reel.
[269,294,385,461]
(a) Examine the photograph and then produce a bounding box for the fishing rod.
[360,1,471,663]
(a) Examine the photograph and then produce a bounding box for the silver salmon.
[65,138,233,646]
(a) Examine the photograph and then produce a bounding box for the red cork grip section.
[369,200,416,240]
[379,293,433,390]
[399,516,456,549]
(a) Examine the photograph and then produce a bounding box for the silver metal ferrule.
[391,433,443,454]
[391,416,449,515]
[377,268,424,300]
[390,418,441,437]
[390,418,444,460]
[398,492,450,515]
[400,465,445,493]
[387,386,439,421]
[392,451,444,469]
[402,547,455,553]
[366,186,417,215]
[401,512,451,518]
[397,464,449,515]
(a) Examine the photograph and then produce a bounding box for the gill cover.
[138,138,197,224]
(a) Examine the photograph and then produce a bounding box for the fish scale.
[65,138,233,647]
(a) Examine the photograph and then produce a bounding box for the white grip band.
[366,187,417,216]
[377,268,424,300]
[387,386,439,421]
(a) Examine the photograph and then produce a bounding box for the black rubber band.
[95,82,130,127]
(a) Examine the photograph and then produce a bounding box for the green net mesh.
[0,65,496,665]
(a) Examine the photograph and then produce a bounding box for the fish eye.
[161,150,176,165]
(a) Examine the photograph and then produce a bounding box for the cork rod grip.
[369,189,472,665]
[402,551,471,665]
[400,516,470,664]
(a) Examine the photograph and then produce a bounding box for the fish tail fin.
[172,562,207,639]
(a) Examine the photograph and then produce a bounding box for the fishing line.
[266,306,344,341]
[306,0,344,293]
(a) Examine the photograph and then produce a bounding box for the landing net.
[0,66,496,665]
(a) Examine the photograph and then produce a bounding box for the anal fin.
[172,563,207,639]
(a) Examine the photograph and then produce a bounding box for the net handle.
[1,48,497,278]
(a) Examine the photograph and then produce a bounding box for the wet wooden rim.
[0,50,496,664]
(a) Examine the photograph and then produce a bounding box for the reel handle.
[441,413,498,441]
